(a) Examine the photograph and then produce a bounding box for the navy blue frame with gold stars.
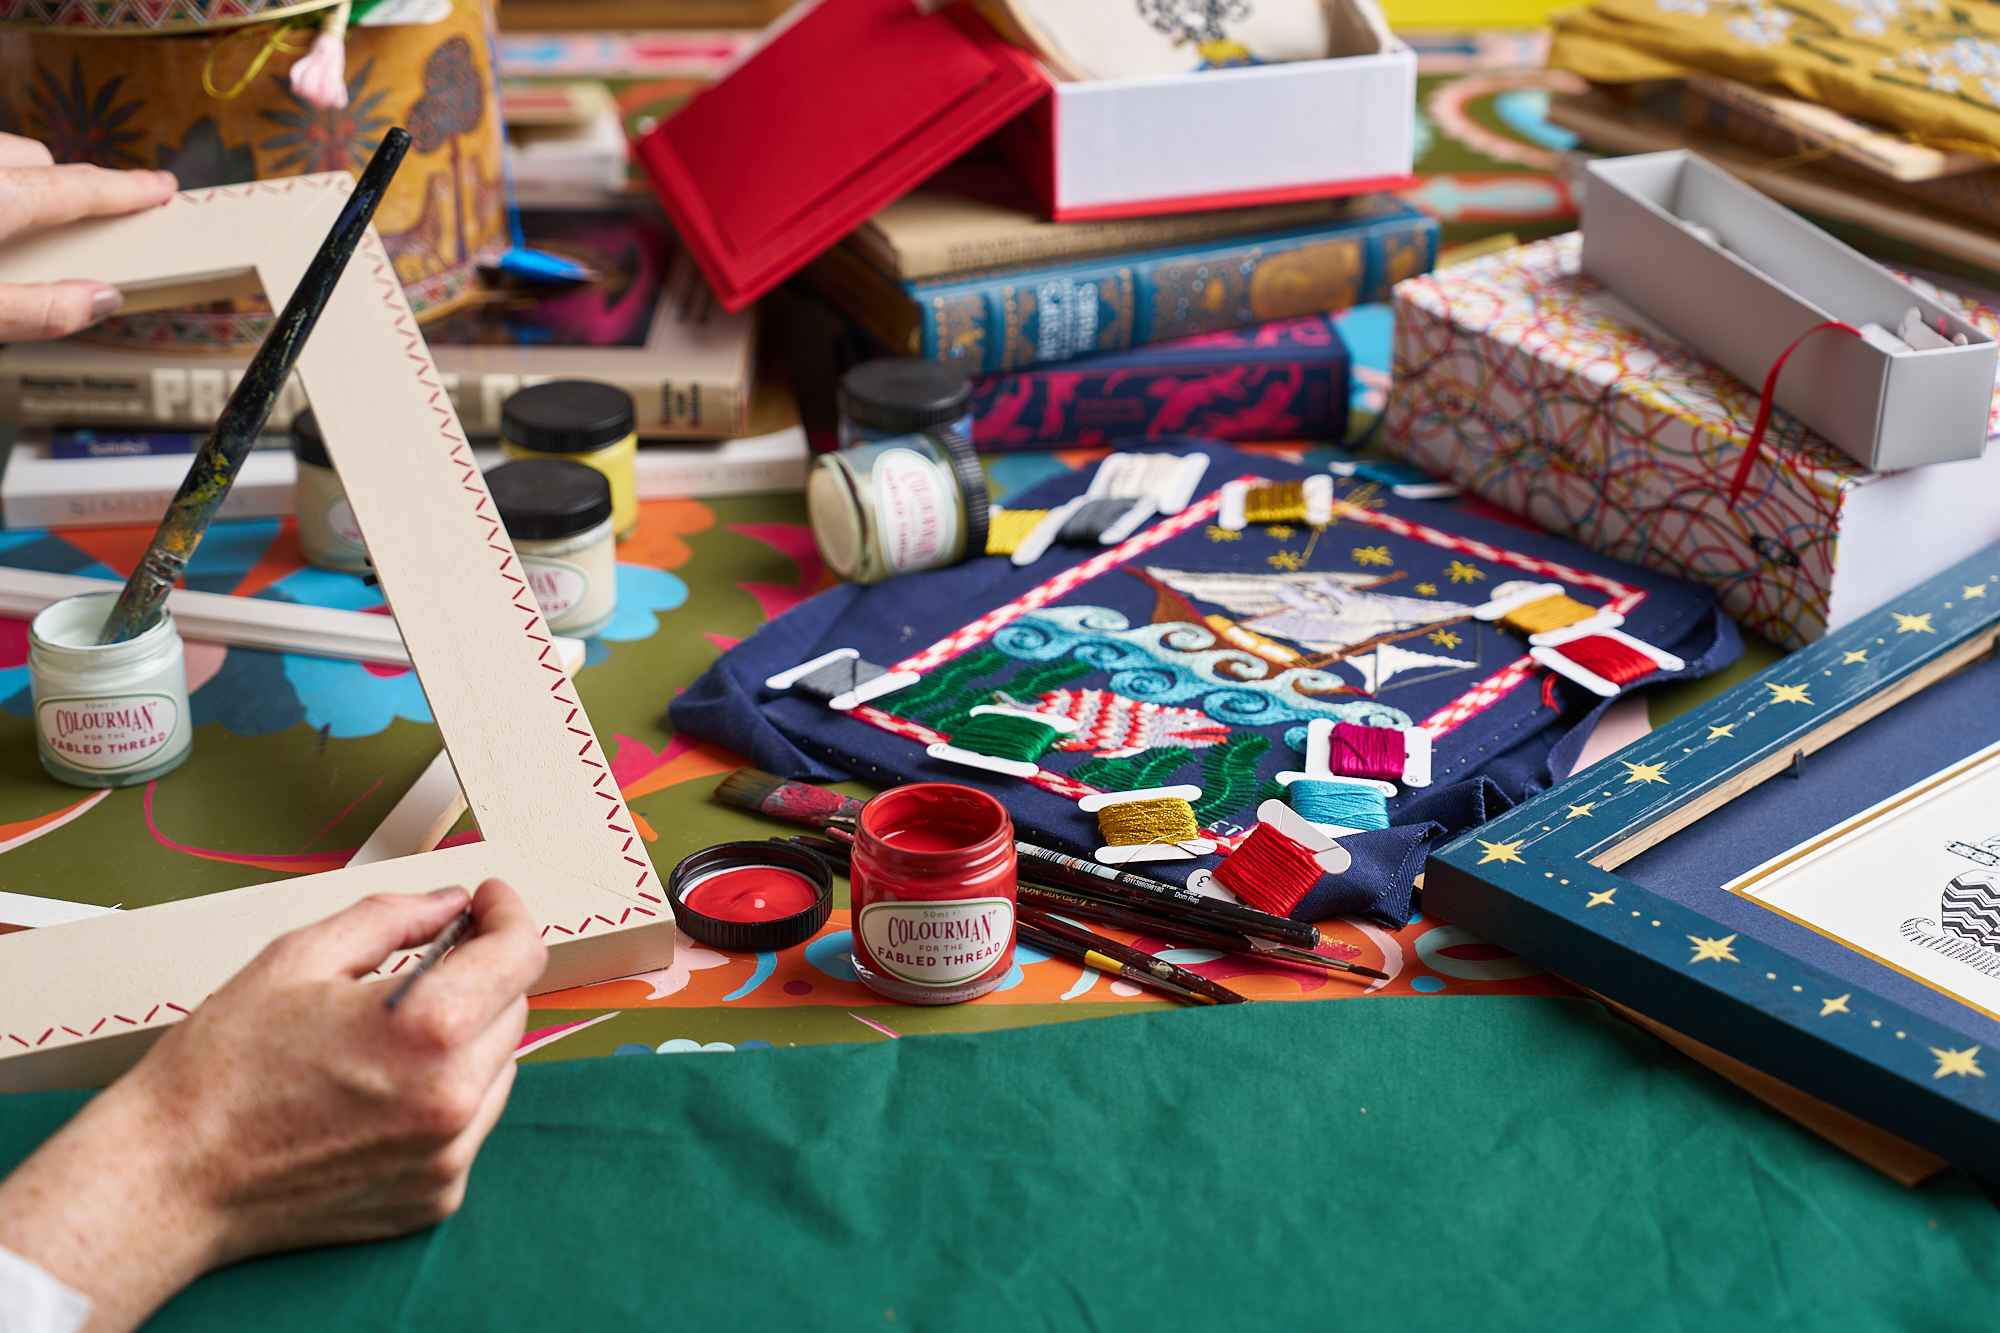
[1427,544,2000,1178]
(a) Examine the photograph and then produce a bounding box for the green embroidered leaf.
[1075,745,1194,795]
[993,656,1095,705]
[890,647,1008,725]
[1193,734,1271,826]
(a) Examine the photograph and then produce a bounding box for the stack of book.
[793,162,1439,450]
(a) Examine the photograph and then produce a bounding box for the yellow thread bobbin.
[1499,593,1601,637]
[986,509,1051,557]
[1242,481,1309,525]
[1097,797,1202,849]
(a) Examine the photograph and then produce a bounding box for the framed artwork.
[1428,544,2000,1176]
[0,175,675,1093]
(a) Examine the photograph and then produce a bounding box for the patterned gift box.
[1381,233,2000,649]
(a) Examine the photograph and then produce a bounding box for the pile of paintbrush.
[716,768,1389,1007]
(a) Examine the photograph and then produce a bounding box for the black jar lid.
[291,408,332,469]
[838,358,973,434]
[484,459,613,541]
[668,841,835,952]
[941,434,991,559]
[501,380,637,453]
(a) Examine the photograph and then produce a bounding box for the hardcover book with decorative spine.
[808,198,1437,375]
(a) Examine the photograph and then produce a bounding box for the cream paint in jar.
[807,431,990,585]
[485,458,619,638]
[290,409,371,573]
[30,592,192,789]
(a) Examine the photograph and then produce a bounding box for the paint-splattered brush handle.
[98,128,413,645]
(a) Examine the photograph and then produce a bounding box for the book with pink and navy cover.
[968,315,1350,449]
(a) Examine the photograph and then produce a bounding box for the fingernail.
[88,287,122,323]
[428,886,466,902]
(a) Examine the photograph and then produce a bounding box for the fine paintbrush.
[716,767,1323,950]
[380,909,475,1010]
[775,834,1382,983]
[1014,919,1213,1006]
[97,128,413,645]
[1019,908,1249,1004]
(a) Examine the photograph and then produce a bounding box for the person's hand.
[0,132,176,342]
[289,30,351,111]
[0,879,546,1332]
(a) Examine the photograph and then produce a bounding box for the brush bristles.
[713,768,790,813]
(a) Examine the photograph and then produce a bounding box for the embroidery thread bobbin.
[1279,717,1430,794]
[1009,497,1086,566]
[765,648,918,712]
[1531,624,1685,699]
[1077,784,1217,865]
[1325,457,1459,500]
[1218,474,1333,532]
[1209,799,1355,916]
[1475,582,1624,644]
[926,704,1080,779]
[1087,452,1210,516]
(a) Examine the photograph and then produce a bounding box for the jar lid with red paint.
[668,841,835,952]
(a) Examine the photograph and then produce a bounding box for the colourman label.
[37,693,180,773]
[523,556,589,621]
[857,897,1014,987]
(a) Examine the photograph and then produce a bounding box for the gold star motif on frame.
[1892,611,1935,635]
[1820,993,1850,1017]
[1765,682,1813,706]
[1931,1046,1985,1080]
[1565,802,1595,820]
[1351,544,1392,567]
[1965,584,1988,600]
[1428,629,1463,649]
[1445,559,1485,585]
[1414,582,1438,596]
[1622,760,1668,785]
[1707,724,1735,740]
[1585,888,1616,908]
[1687,934,1739,964]
[1476,838,1526,865]
[1841,650,1868,665]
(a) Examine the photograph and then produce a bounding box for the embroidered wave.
[992,607,1412,728]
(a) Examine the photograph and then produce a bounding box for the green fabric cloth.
[3,996,1992,1328]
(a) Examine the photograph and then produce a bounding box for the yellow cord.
[1242,481,1308,525]
[203,20,313,100]
[1500,593,1600,636]
[986,509,1050,557]
[1097,798,1202,848]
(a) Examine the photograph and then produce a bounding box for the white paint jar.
[29,592,192,789]
[291,409,370,573]
[486,459,619,638]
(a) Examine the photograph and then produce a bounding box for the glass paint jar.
[500,380,639,539]
[486,459,619,639]
[29,592,191,789]
[838,358,974,452]
[850,783,1017,1005]
[290,408,371,573]
[807,430,990,585]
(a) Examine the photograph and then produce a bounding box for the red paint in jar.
[681,865,821,923]
[850,783,1017,1005]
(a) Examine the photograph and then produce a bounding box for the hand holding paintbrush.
[96,128,412,645]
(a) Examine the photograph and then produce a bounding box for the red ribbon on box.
[1727,320,1862,507]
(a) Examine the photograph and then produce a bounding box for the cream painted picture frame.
[0,175,676,1092]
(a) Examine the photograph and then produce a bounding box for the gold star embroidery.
[1266,551,1306,572]
[1965,584,1988,600]
[1765,682,1812,706]
[1893,611,1934,635]
[1841,650,1868,665]
[1351,544,1392,567]
[1931,1046,1985,1080]
[1707,724,1735,740]
[1265,524,1295,539]
[1445,559,1485,585]
[1585,888,1616,909]
[1565,802,1595,820]
[1622,760,1668,785]
[1476,838,1526,865]
[1820,993,1850,1017]
[1428,629,1463,649]
[1205,525,1240,542]
[1413,582,1438,596]
[1688,934,1739,964]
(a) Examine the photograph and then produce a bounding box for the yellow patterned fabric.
[1551,0,2000,158]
